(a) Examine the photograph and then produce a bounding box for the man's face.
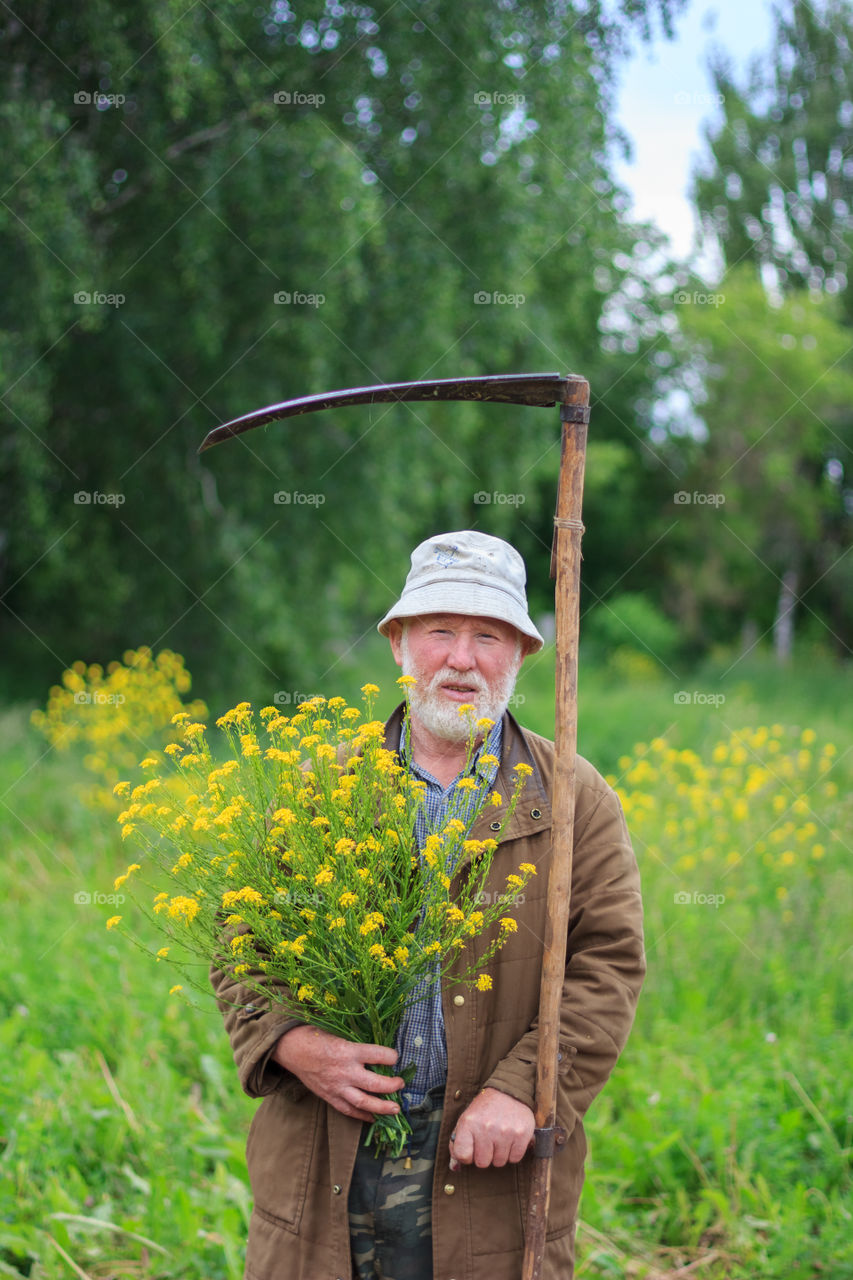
[389,613,526,743]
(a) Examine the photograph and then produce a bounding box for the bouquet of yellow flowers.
[111,681,536,1156]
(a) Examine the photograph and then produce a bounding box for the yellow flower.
[489,791,503,807]
[324,991,338,1005]
[314,867,334,887]
[396,675,417,687]
[445,905,465,923]
[167,896,200,924]
[369,943,386,959]
[514,763,533,778]
[169,985,183,995]
[359,911,385,936]
[476,973,493,991]
[455,777,476,792]
[156,947,169,960]
[519,863,537,876]
[499,917,518,933]
[105,915,121,930]
[139,756,159,770]
[476,718,495,732]
[328,916,346,930]
[393,946,409,966]
[456,703,475,716]
[297,985,314,1002]
[113,781,130,797]
[361,683,380,696]
[335,838,356,856]
[222,886,266,908]
[506,874,523,888]
[339,891,358,908]
[121,824,136,840]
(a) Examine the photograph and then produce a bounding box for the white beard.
[399,630,521,743]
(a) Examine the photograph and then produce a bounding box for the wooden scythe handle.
[522,376,589,1280]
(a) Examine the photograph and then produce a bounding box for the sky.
[613,0,778,267]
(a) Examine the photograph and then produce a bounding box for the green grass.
[1,650,851,1278]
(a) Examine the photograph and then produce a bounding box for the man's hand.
[272,1025,405,1122]
[448,1087,535,1169]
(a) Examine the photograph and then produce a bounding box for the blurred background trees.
[1,0,850,706]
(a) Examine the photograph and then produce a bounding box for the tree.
[669,267,853,661]
[695,0,853,319]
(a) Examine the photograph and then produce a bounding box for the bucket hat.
[377,530,544,652]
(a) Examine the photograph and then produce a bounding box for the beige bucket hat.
[377,530,544,652]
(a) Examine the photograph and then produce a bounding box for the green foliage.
[0,0,684,705]
[695,0,853,316]
[667,266,853,654]
[582,590,682,669]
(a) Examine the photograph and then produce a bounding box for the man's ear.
[388,620,404,668]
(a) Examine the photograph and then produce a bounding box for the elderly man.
[212,530,645,1280]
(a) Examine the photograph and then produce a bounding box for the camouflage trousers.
[349,1086,444,1280]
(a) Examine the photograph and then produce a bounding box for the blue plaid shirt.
[395,718,504,1108]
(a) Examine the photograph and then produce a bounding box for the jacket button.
[332,1184,342,1195]
[453,1089,462,1100]
[453,994,465,1006]
[530,808,542,819]
[489,820,501,831]
[444,1183,456,1195]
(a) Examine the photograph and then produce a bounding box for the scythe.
[199,371,590,1280]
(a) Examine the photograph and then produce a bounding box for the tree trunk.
[773,568,798,664]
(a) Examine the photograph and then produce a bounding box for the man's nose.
[446,635,476,669]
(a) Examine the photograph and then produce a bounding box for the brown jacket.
[211,706,645,1280]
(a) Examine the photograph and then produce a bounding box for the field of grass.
[1,647,851,1278]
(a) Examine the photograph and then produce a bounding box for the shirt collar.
[398,715,504,791]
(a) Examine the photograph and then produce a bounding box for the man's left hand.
[449,1087,535,1169]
